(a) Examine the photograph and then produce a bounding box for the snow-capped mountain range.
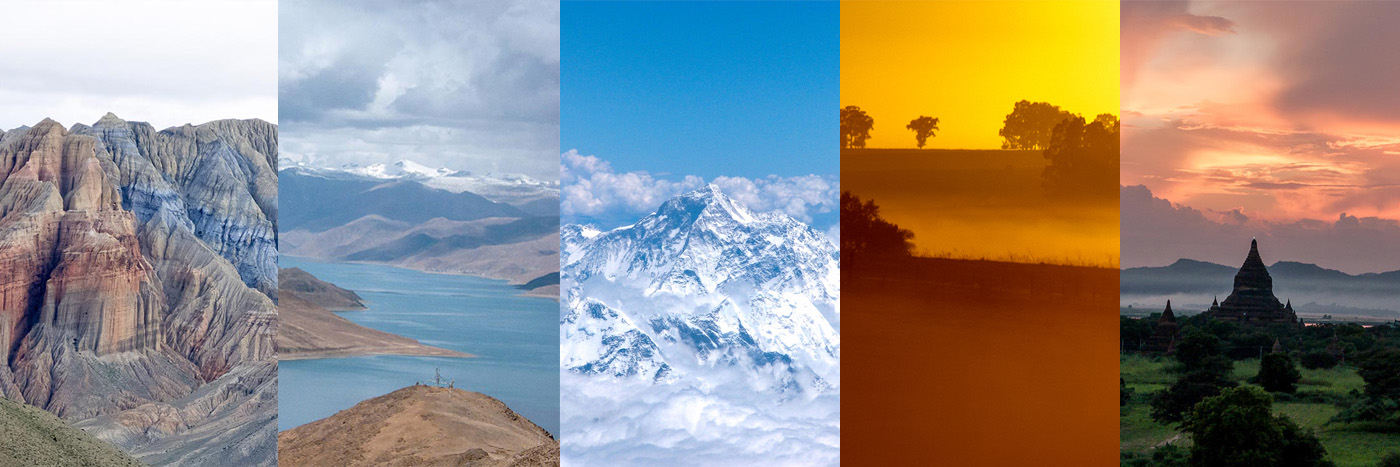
[280,157,559,205]
[561,184,841,394]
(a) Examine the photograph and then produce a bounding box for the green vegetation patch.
[1123,357,1400,467]
[0,397,141,467]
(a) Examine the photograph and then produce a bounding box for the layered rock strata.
[0,115,278,465]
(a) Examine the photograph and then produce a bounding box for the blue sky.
[561,1,839,236]
[562,1,837,178]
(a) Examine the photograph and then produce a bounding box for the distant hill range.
[1122,259,1400,318]
[279,163,559,294]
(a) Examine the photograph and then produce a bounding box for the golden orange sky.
[842,1,1120,150]
[1119,1,1400,273]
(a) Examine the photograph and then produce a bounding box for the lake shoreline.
[277,258,560,435]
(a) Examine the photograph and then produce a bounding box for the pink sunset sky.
[1121,0,1400,274]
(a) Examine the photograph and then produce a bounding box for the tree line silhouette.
[840,101,1119,198]
[840,191,913,259]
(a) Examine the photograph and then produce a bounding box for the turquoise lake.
[277,256,559,435]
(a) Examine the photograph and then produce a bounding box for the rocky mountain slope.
[561,184,841,390]
[0,396,142,467]
[278,385,559,467]
[559,185,841,464]
[278,165,559,290]
[0,115,277,465]
[278,267,469,360]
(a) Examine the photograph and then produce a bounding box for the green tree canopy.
[905,116,940,148]
[1151,329,1236,424]
[841,106,874,149]
[998,100,1073,150]
[1358,348,1400,400]
[1182,386,1331,467]
[1256,353,1301,394]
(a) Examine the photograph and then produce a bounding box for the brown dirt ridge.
[278,385,559,467]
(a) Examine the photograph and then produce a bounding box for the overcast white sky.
[0,0,277,130]
[279,0,560,180]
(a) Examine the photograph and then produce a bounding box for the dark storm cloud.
[278,44,400,123]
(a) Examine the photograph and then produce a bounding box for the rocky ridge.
[561,184,841,393]
[0,115,278,466]
[278,385,559,467]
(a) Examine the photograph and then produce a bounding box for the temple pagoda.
[1201,239,1298,325]
[1144,301,1180,353]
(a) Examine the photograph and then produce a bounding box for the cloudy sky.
[1122,0,1400,273]
[560,2,838,239]
[279,0,559,180]
[0,0,277,130]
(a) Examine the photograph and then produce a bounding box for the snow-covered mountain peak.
[650,183,759,227]
[278,159,560,206]
[340,159,456,179]
[561,185,841,395]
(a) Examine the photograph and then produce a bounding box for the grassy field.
[0,396,142,466]
[1121,354,1399,467]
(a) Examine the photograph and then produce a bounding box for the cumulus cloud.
[1122,185,1400,274]
[279,0,559,179]
[562,150,839,229]
[0,0,277,129]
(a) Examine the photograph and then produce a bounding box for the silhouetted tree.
[905,116,940,148]
[841,191,913,258]
[1041,113,1119,198]
[1094,113,1121,133]
[841,106,874,149]
[1183,386,1331,467]
[1255,353,1301,394]
[998,100,1073,150]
